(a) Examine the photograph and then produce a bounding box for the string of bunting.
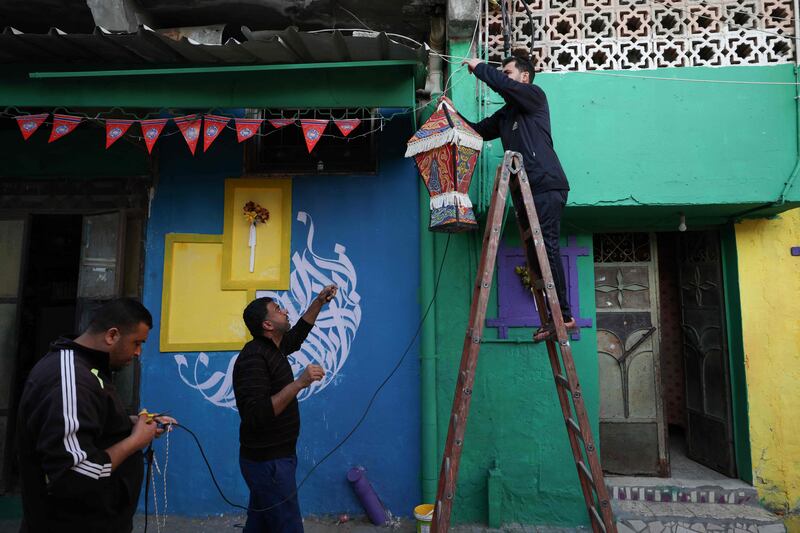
[9,111,377,155]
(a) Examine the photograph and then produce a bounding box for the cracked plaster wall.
[735,208,800,517]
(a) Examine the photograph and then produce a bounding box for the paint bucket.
[414,503,434,533]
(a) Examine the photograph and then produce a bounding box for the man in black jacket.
[233,285,336,533]
[462,53,575,341]
[17,298,173,533]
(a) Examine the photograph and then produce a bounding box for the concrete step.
[613,500,786,533]
[607,476,760,506]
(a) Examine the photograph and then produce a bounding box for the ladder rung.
[589,505,607,533]
[532,278,545,290]
[577,461,595,489]
[555,374,571,390]
[521,227,532,241]
[566,417,584,441]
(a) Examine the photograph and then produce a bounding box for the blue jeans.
[239,455,303,533]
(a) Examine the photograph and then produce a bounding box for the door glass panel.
[0,304,18,411]
[0,220,25,298]
[595,266,651,310]
[598,349,625,419]
[77,213,121,299]
[628,349,657,418]
[704,349,727,418]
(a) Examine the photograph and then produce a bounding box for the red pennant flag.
[48,114,82,143]
[174,115,202,155]
[15,114,48,140]
[269,118,294,129]
[300,119,329,153]
[334,119,361,137]
[203,115,230,152]
[139,118,169,154]
[234,118,264,143]
[105,119,135,149]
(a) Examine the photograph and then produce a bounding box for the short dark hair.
[502,52,536,82]
[243,297,273,337]
[86,298,153,334]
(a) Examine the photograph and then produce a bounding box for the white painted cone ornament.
[249,222,256,273]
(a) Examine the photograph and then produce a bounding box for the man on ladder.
[428,53,617,532]
[461,51,574,342]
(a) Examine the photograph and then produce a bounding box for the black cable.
[172,424,249,512]
[144,445,154,533]
[501,0,512,58]
[169,233,453,514]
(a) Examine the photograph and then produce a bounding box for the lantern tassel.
[430,191,473,209]
[404,129,483,157]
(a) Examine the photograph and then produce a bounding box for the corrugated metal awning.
[0,26,426,108]
[0,25,427,67]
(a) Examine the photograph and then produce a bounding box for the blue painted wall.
[139,113,422,517]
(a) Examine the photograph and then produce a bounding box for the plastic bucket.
[414,503,434,533]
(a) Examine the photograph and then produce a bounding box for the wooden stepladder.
[432,151,617,533]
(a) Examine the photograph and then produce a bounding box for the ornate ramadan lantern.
[405,97,482,232]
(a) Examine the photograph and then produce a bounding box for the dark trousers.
[533,190,572,321]
[239,455,303,533]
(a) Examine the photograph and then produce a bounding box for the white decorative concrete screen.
[483,0,795,70]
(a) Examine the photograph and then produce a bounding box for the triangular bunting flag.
[139,118,169,154]
[203,115,230,152]
[48,114,82,143]
[15,114,48,140]
[334,119,361,137]
[234,118,264,143]
[174,115,203,155]
[105,119,135,149]
[268,118,294,129]
[300,119,329,153]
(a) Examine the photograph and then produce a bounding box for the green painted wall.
[431,226,599,526]
[441,40,799,527]
[449,40,799,231]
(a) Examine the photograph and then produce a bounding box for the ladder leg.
[432,151,617,533]
[431,156,512,533]
[507,153,617,533]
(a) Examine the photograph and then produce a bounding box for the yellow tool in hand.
[138,409,169,424]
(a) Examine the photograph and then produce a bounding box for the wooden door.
[595,232,668,476]
[0,217,28,487]
[679,230,736,477]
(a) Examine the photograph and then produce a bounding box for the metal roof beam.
[28,59,419,78]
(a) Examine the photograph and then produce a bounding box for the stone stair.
[608,476,786,533]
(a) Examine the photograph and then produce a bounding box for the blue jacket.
[467,63,570,194]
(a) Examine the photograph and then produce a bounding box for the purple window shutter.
[486,236,592,340]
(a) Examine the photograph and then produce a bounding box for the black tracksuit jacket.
[17,338,143,533]
[467,62,570,194]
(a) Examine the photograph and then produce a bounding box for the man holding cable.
[16,298,175,533]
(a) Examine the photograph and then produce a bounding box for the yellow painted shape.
[222,178,292,290]
[161,233,255,352]
[735,208,800,515]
